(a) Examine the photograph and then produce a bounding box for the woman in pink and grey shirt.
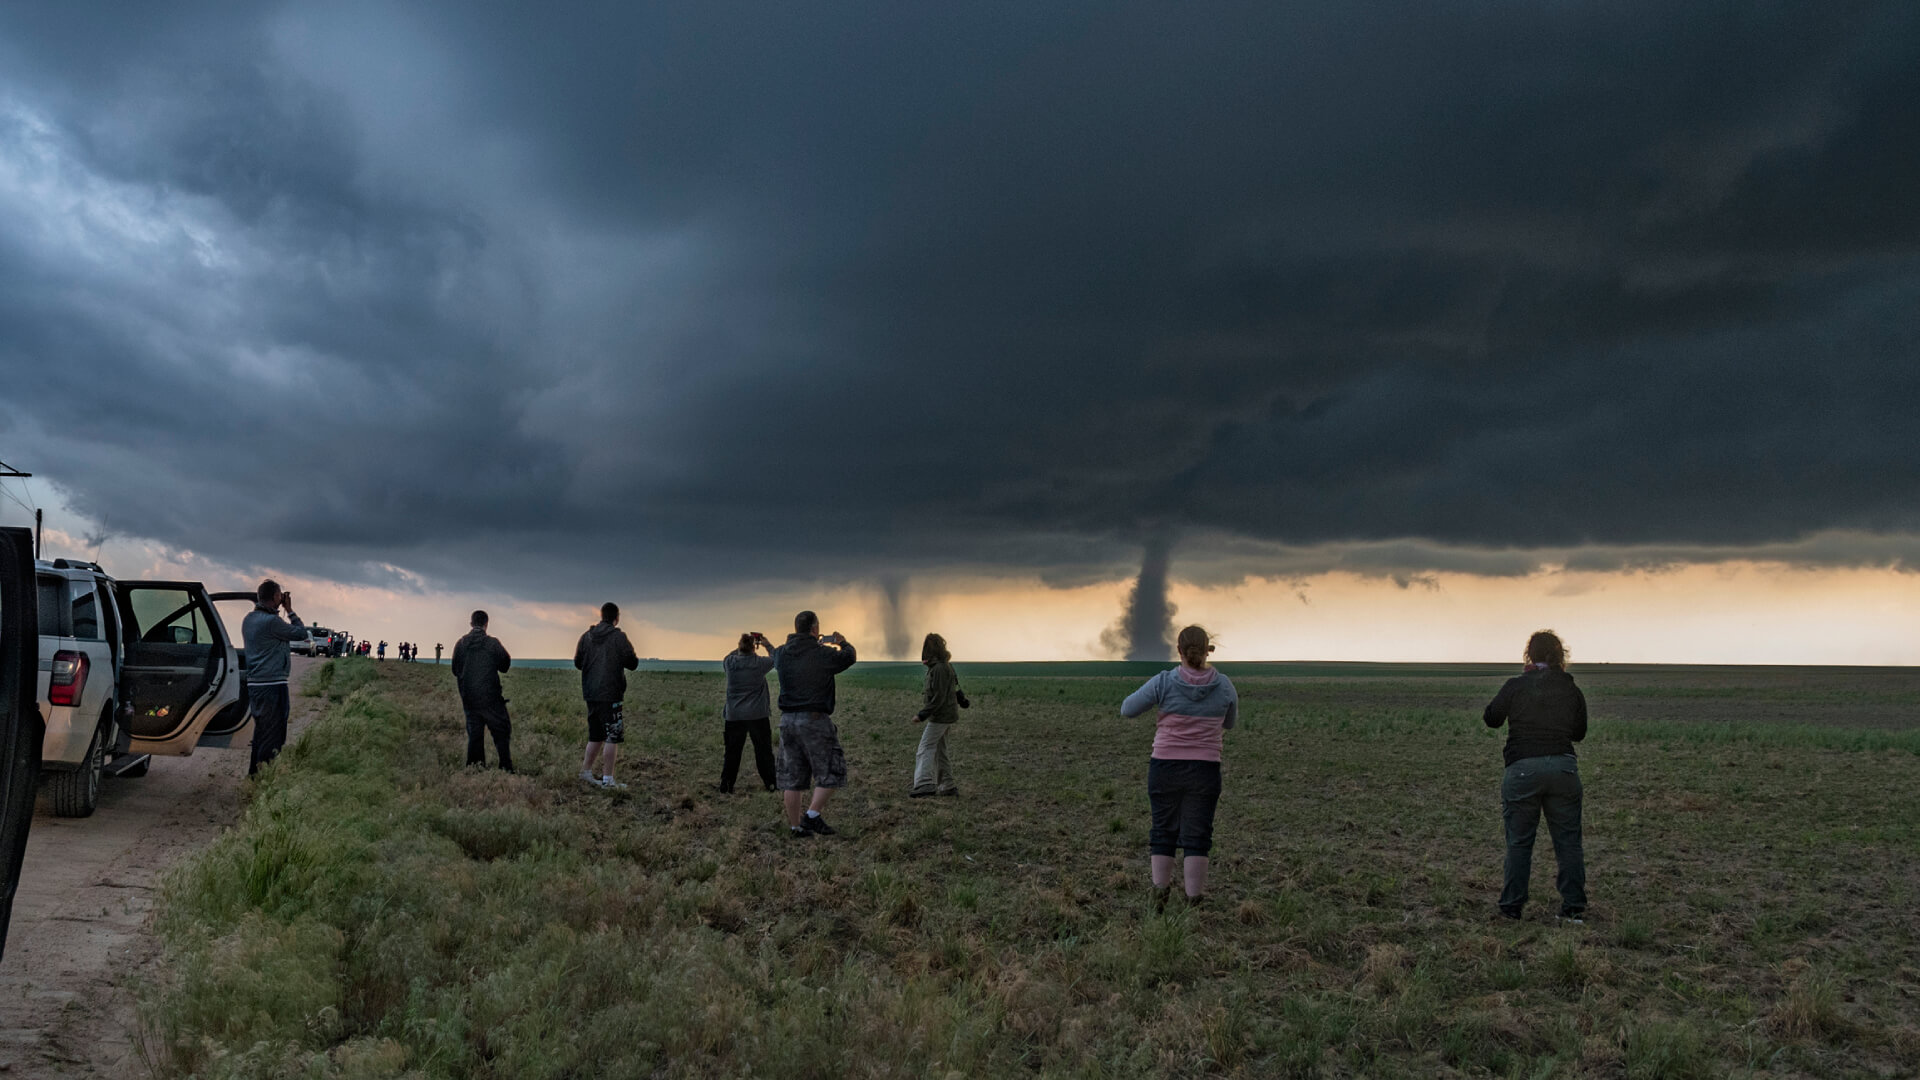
[1120,625,1238,909]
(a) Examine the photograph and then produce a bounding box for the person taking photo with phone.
[1483,630,1589,923]
[241,579,307,776]
[772,611,857,837]
[719,632,779,793]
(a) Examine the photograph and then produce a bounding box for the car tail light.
[49,650,90,707]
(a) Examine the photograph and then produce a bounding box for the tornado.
[880,576,911,659]
[1103,536,1177,661]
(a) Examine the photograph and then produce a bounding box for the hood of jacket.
[587,621,621,642]
[1163,665,1232,711]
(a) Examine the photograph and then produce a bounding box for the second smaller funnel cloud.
[1101,536,1177,661]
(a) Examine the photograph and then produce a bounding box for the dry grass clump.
[1769,961,1848,1041]
[1360,942,1410,995]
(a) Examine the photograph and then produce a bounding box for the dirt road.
[0,659,325,1077]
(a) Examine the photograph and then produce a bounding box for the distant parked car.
[35,559,252,817]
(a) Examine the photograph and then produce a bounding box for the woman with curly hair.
[1483,629,1589,922]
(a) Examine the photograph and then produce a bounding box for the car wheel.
[48,717,107,818]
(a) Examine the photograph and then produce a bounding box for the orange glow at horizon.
[16,504,1920,666]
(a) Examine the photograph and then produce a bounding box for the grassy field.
[137,659,1920,1078]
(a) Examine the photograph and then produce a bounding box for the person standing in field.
[240,579,308,776]
[451,610,514,772]
[907,632,964,798]
[719,632,778,793]
[377,640,387,661]
[575,602,640,790]
[1120,625,1238,910]
[435,642,444,664]
[773,610,857,837]
[1483,629,1589,923]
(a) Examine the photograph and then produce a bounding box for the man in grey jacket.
[574,602,639,790]
[451,610,513,772]
[240,579,306,776]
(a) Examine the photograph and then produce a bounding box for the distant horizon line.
[374,657,1920,671]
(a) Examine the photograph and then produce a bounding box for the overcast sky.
[3,3,1918,658]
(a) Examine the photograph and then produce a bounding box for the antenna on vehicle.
[0,460,34,558]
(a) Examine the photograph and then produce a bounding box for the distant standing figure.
[451,610,514,771]
[1120,625,1238,910]
[719,632,778,793]
[772,610,857,837]
[377,640,387,661]
[240,579,307,776]
[908,632,963,798]
[1483,630,1589,923]
[574,602,640,790]
[435,642,444,664]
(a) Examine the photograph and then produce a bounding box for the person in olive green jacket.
[908,632,964,797]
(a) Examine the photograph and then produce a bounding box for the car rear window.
[71,582,101,640]
[36,576,62,637]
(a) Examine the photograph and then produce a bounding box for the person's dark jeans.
[1500,753,1586,916]
[247,684,291,776]
[721,716,776,791]
[465,705,514,772]
[1147,757,1223,857]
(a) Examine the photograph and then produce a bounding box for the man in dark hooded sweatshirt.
[450,610,513,771]
[575,601,639,790]
[772,610,857,837]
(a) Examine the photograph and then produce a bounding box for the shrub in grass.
[1624,1016,1709,1080]
[1544,940,1593,992]
[1617,914,1656,950]
[1770,967,1846,1041]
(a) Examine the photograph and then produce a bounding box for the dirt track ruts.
[0,658,324,1077]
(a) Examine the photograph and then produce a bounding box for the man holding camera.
[772,610,857,837]
[241,579,308,776]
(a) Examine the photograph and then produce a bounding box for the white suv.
[36,560,250,817]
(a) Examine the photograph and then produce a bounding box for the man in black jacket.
[575,602,640,790]
[450,610,513,771]
[1483,630,1589,921]
[773,610,857,837]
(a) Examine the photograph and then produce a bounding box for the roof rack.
[50,558,105,572]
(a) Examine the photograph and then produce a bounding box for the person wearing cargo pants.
[1500,754,1585,916]
[1483,630,1589,921]
[240,579,306,776]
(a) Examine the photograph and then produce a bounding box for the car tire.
[49,716,107,818]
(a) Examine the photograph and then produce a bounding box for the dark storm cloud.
[2,1,1918,612]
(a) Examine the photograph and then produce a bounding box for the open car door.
[199,592,258,748]
[114,581,242,756]
[0,527,44,960]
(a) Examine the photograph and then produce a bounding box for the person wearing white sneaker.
[574,601,640,790]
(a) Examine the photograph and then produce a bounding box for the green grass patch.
[139,659,1920,1078]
